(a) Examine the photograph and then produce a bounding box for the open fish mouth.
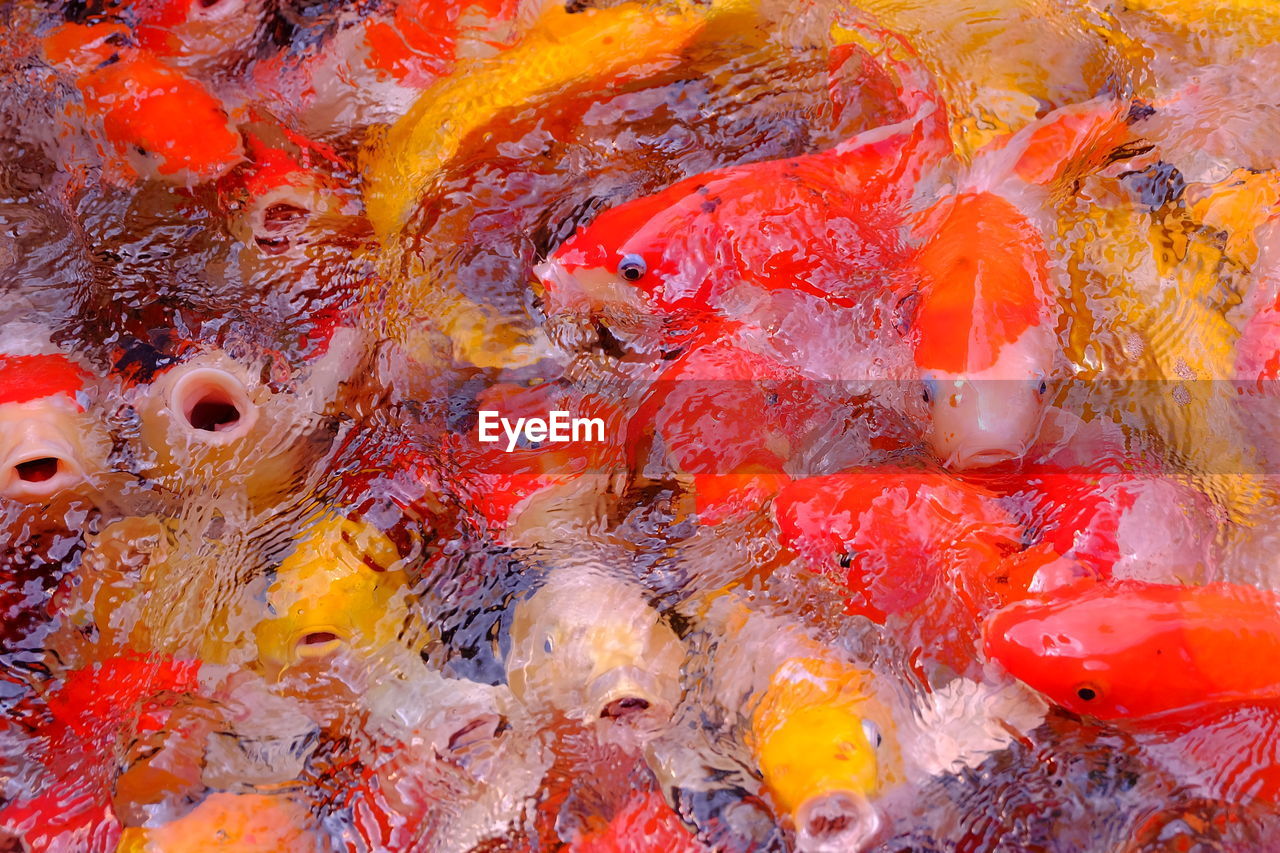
[543,310,672,394]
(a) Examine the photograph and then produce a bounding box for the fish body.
[116,792,324,852]
[455,380,625,537]
[974,466,1218,583]
[1056,156,1272,519]
[364,0,760,239]
[773,470,1022,622]
[0,354,88,408]
[984,579,1280,719]
[570,791,707,852]
[0,655,200,851]
[536,43,948,356]
[627,340,829,485]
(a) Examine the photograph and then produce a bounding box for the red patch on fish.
[773,469,1023,620]
[572,790,708,853]
[0,354,88,406]
[46,654,202,742]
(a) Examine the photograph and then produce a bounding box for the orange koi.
[984,580,1280,719]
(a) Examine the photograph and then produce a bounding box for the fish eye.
[1038,379,1048,395]
[861,719,883,749]
[921,377,939,404]
[1075,683,1101,703]
[617,253,647,282]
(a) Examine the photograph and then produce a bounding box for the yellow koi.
[364,0,756,240]
[250,516,420,678]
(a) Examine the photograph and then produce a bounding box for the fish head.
[505,562,684,747]
[983,597,1115,716]
[982,585,1198,719]
[922,368,1051,469]
[0,355,97,502]
[254,517,413,679]
[912,193,1058,469]
[536,181,716,364]
[84,55,245,184]
[751,658,899,851]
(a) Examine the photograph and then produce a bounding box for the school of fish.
[0,0,1279,850]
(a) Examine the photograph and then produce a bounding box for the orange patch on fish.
[984,580,1280,720]
[79,53,244,182]
[912,192,1049,374]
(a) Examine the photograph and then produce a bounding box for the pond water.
[1,0,1279,850]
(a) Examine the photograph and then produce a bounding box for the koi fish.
[116,793,325,852]
[364,0,760,240]
[539,44,1129,468]
[695,597,903,852]
[132,341,364,506]
[361,0,521,87]
[218,129,350,257]
[354,658,551,852]
[506,560,684,748]
[534,26,947,363]
[50,0,256,69]
[983,579,1280,719]
[251,516,419,679]
[909,97,1133,469]
[0,353,102,502]
[1056,158,1268,520]
[66,47,244,184]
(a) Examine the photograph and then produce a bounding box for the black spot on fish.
[1126,101,1157,124]
[112,338,178,385]
[1120,161,1186,211]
